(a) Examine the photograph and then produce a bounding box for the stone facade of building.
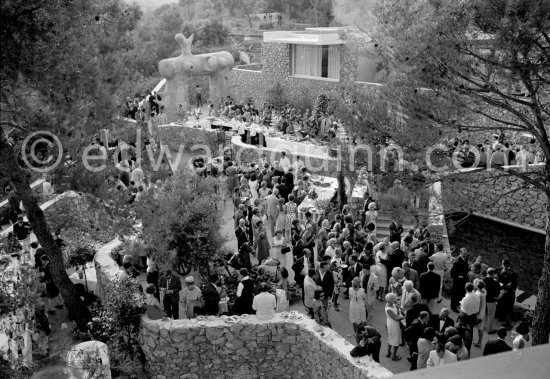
[229,31,380,109]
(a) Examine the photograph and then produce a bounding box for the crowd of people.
[448,132,546,168]
[216,153,528,369]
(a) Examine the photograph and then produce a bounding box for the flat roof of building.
[263,29,345,45]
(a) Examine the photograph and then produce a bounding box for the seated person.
[144,283,166,320]
[350,323,382,363]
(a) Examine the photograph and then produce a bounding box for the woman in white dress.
[348,277,367,334]
[248,174,259,199]
[273,229,294,283]
[275,199,286,240]
[385,293,404,361]
[375,243,389,300]
[364,202,378,230]
[473,278,487,347]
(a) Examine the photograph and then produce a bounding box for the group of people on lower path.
[142,151,529,372]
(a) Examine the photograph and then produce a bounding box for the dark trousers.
[196,94,203,107]
[408,341,419,370]
[451,278,466,309]
[163,294,179,319]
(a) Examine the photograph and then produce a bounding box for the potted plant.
[66,244,96,293]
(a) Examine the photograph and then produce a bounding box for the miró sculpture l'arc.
[158,33,234,122]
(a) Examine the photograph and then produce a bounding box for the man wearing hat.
[180,276,203,319]
[158,269,182,319]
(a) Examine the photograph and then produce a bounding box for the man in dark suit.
[276,177,290,202]
[415,242,430,275]
[388,241,405,275]
[405,294,431,327]
[235,218,249,250]
[354,324,382,363]
[436,308,455,334]
[404,311,430,370]
[419,262,441,312]
[203,274,222,315]
[450,248,470,312]
[483,328,512,356]
[283,166,295,192]
[315,261,334,311]
[292,248,313,288]
[402,261,420,289]
[158,269,182,319]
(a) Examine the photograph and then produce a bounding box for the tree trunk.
[0,131,92,331]
[531,193,550,345]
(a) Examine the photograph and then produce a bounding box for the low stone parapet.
[140,314,393,379]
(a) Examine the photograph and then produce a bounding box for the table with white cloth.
[68,262,97,294]
[297,175,339,223]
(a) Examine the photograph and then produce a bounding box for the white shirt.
[460,291,481,315]
[427,350,457,367]
[252,292,276,320]
[279,156,291,172]
[236,276,250,297]
[250,122,257,137]
[325,246,336,258]
[42,181,54,196]
[293,159,305,172]
[430,252,450,271]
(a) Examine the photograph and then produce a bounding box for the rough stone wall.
[229,34,381,109]
[139,316,392,379]
[442,170,547,230]
[156,126,226,158]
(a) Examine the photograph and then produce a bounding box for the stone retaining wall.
[94,238,392,379]
[442,170,546,230]
[140,315,392,379]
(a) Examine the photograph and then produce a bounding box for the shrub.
[259,22,274,30]
[75,277,146,378]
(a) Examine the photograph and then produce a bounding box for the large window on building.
[291,44,340,80]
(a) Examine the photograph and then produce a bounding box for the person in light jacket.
[303,268,319,319]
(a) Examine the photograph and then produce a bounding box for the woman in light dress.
[272,229,286,261]
[388,267,406,303]
[258,181,271,217]
[248,174,259,199]
[283,194,298,243]
[385,293,405,361]
[349,277,367,334]
[473,279,487,347]
[364,202,378,230]
[375,242,390,300]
